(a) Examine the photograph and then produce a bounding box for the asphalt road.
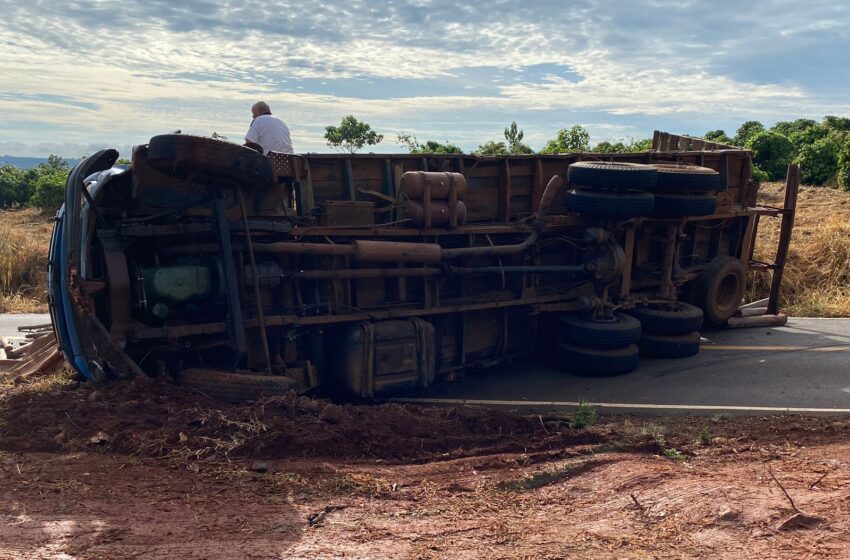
[3,314,850,413]
[398,318,850,414]
[0,313,50,343]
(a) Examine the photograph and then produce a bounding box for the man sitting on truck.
[244,101,294,154]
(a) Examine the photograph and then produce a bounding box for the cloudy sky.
[1,0,848,157]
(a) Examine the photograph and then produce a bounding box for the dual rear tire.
[551,313,641,375]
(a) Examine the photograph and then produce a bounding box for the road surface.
[2,314,850,413]
[398,317,850,414]
[0,313,49,343]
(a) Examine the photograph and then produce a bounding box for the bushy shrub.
[838,138,850,191]
[751,166,770,182]
[29,169,68,212]
[747,131,794,180]
[704,129,734,145]
[796,136,841,185]
[474,140,508,155]
[540,125,590,153]
[0,165,31,208]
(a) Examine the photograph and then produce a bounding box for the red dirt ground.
[2,374,850,559]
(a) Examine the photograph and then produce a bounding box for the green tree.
[397,133,463,154]
[734,121,765,147]
[540,125,590,153]
[771,118,818,138]
[626,138,653,151]
[324,115,383,153]
[823,115,850,134]
[592,141,627,153]
[0,164,29,208]
[474,140,508,155]
[504,122,533,154]
[837,138,850,191]
[29,168,68,212]
[704,129,734,145]
[797,136,841,185]
[747,131,794,180]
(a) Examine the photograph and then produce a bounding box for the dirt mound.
[0,376,602,463]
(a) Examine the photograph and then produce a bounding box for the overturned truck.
[49,132,798,400]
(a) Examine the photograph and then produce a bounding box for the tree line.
[327,115,850,189]
[0,155,71,211]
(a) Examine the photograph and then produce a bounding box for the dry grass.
[0,208,52,313]
[750,182,850,317]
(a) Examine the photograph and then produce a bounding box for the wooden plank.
[767,164,800,315]
[298,160,315,214]
[740,213,760,262]
[531,159,544,213]
[498,159,511,222]
[651,130,661,150]
[343,158,355,201]
[727,314,787,329]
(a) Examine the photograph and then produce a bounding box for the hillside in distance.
[0,155,81,169]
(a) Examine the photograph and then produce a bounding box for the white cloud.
[0,0,848,155]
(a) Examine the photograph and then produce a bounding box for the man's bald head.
[251,101,272,118]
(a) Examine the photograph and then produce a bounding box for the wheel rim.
[716,272,740,312]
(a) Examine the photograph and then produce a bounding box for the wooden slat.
[343,158,355,201]
[531,158,544,213]
[767,164,800,315]
[498,159,511,222]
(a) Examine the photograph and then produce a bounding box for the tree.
[397,133,463,154]
[592,141,627,153]
[823,115,850,134]
[504,122,533,155]
[747,131,794,180]
[704,130,733,145]
[797,136,841,185]
[0,164,29,208]
[734,121,765,147]
[837,138,850,191]
[324,115,383,153]
[626,138,653,152]
[540,125,590,153]
[771,119,818,138]
[474,140,508,155]
[29,168,68,212]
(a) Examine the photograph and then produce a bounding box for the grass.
[571,400,597,429]
[750,182,850,317]
[0,208,52,313]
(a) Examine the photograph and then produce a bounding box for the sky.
[1,0,849,158]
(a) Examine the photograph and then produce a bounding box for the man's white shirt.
[245,114,294,154]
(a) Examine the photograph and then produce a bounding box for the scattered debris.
[307,505,346,527]
[0,324,63,382]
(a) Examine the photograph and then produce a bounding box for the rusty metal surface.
[50,131,794,397]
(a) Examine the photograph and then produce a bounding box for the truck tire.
[652,164,722,192]
[180,369,298,402]
[556,342,640,375]
[628,302,703,335]
[565,189,654,217]
[567,162,658,190]
[639,331,700,358]
[147,134,274,189]
[560,313,641,347]
[651,193,716,217]
[693,256,747,326]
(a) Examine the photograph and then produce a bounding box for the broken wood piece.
[727,314,787,329]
